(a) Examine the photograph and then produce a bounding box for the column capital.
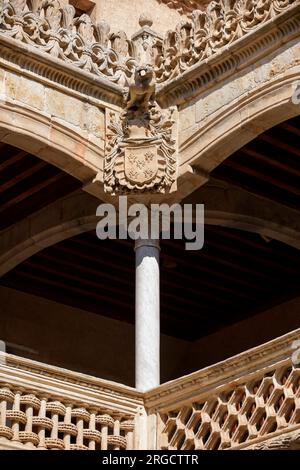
[134,238,160,251]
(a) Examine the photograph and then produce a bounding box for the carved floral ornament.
[157,0,211,15]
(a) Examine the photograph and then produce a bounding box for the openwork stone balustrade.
[0,387,134,449]
[157,364,300,450]
[1,329,300,450]
[0,354,142,450]
[146,328,300,451]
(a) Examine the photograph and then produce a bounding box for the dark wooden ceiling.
[1,228,300,341]
[1,116,300,341]
[0,143,81,230]
[211,115,300,210]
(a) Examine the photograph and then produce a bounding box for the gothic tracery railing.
[0,0,298,87]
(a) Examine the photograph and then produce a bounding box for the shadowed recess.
[211,115,300,210]
[1,228,300,341]
[0,143,82,230]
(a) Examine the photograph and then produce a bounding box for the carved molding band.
[247,427,300,450]
[157,0,210,15]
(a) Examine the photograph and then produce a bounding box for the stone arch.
[0,91,105,184]
[0,191,99,276]
[179,63,300,179]
[205,211,300,252]
[1,190,300,277]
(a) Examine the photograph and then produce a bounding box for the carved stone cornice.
[0,0,299,104]
[144,328,300,412]
[0,31,124,107]
[157,2,300,106]
[157,0,210,15]
[0,1,300,196]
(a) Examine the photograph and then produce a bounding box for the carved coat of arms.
[103,65,177,195]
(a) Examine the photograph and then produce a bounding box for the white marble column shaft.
[134,238,160,391]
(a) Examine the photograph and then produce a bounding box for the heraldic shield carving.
[124,146,159,185]
[103,65,177,195]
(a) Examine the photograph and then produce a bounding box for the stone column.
[134,238,160,391]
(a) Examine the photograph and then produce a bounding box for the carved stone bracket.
[102,17,178,195]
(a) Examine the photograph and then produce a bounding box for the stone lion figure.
[125,64,156,115]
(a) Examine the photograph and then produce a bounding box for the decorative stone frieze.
[155,0,300,84]
[158,3,300,106]
[0,0,135,87]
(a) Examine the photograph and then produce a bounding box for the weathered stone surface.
[14,76,45,111]
[46,89,85,128]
